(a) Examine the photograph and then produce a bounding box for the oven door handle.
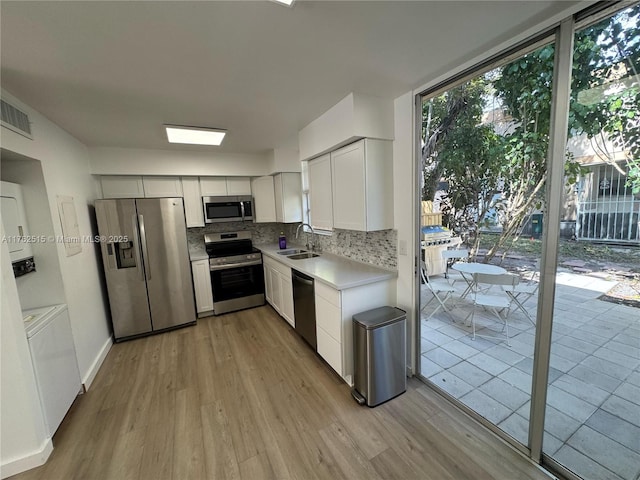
[210,259,263,271]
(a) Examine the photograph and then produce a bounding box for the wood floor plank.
[10,306,553,480]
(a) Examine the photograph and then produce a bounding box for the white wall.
[1,89,113,474]
[0,225,52,478]
[89,146,270,176]
[392,92,417,374]
[270,146,301,174]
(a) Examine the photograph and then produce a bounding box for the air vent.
[1,99,32,139]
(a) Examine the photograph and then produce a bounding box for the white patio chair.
[502,262,539,325]
[442,248,469,285]
[470,272,519,346]
[421,260,457,320]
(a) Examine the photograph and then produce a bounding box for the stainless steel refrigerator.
[95,198,196,341]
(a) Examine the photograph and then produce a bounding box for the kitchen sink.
[287,252,320,260]
[276,248,307,255]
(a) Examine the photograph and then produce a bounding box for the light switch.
[399,239,407,256]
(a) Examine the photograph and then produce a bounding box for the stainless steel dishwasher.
[292,269,316,350]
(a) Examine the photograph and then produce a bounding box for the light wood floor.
[12,305,553,480]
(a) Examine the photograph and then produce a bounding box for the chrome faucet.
[295,223,317,251]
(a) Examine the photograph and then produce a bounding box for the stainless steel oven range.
[205,231,265,315]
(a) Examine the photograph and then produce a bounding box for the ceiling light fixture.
[164,125,226,146]
[269,0,295,7]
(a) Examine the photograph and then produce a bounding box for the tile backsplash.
[187,222,397,270]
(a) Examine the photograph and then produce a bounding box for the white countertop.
[189,242,209,261]
[257,243,397,290]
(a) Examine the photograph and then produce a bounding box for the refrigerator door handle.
[138,214,151,281]
[132,214,145,281]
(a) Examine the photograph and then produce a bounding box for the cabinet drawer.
[315,295,341,342]
[317,326,342,376]
[315,280,341,308]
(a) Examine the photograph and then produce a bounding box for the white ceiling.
[1,1,583,155]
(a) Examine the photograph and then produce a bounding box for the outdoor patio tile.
[583,322,628,341]
[423,329,456,346]
[586,409,640,454]
[456,333,496,351]
[554,445,624,480]
[460,389,512,424]
[580,355,633,381]
[593,347,640,370]
[546,385,597,423]
[541,405,583,442]
[542,432,564,456]
[466,351,510,376]
[498,367,532,394]
[508,338,535,357]
[552,374,610,406]
[601,395,640,428]
[579,299,615,313]
[479,377,529,410]
[570,328,611,347]
[567,425,640,479]
[568,364,623,392]
[440,339,481,359]
[484,344,526,364]
[550,343,590,364]
[603,340,640,359]
[625,370,640,387]
[437,323,471,339]
[420,354,443,378]
[428,369,474,399]
[498,412,528,445]
[555,335,599,354]
[420,337,438,353]
[447,361,493,388]
[548,353,578,373]
[510,331,536,346]
[514,357,563,382]
[614,382,640,406]
[551,323,575,337]
[424,347,463,369]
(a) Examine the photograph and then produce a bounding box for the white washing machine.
[23,304,82,438]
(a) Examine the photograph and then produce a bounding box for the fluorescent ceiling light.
[270,0,295,7]
[165,125,226,146]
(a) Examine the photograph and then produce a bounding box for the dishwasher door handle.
[293,273,314,286]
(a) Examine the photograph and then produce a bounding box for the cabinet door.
[101,176,145,198]
[280,273,295,327]
[226,177,252,195]
[331,140,366,231]
[271,269,283,313]
[317,327,342,376]
[181,177,204,227]
[264,263,273,304]
[200,177,228,196]
[308,154,333,230]
[191,259,213,315]
[275,173,302,223]
[251,176,276,223]
[142,177,183,198]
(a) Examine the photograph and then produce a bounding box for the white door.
[308,154,333,230]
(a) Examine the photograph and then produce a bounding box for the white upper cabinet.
[142,176,183,197]
[298,92,394,161]
[308,154,333,231]
[331,139,393,232]
[100,176,145,198]
[274,173,302,224]
[251,176,277,223]
[226,177,252,195]
[181,177,204,227]
[201,177,251,196]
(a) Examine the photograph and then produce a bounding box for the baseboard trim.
[0,438,53,479]
[82,335,113,391]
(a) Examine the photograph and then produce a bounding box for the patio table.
[451,262,507,299]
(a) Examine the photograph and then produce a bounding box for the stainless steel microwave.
[203,196,254,223]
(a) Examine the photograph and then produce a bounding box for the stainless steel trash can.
[352,306,406,407]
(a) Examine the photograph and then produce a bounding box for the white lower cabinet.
[263,256,294,327]
[314,279,394,386]
[191,259,213,317]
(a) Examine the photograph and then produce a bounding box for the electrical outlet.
[399,239,407,256]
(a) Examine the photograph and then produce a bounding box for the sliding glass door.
[417,3,639,479]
